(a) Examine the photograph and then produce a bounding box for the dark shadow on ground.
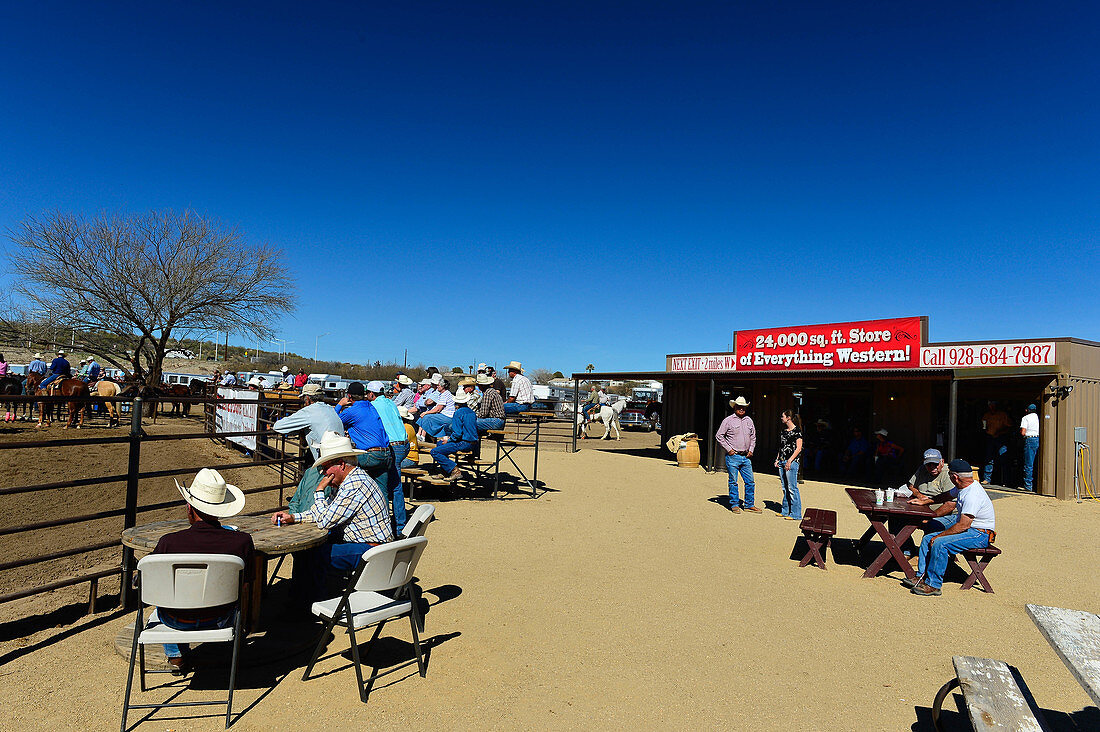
[0,596,127,666]
[583,445,669,462]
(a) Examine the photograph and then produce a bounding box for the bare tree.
[530,368,555,384]
[4,210,295,388]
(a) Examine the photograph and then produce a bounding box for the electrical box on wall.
[1074,426,1087,443]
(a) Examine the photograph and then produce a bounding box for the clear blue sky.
[1,2,1097,374]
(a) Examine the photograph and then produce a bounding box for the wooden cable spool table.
[116,515,329,668]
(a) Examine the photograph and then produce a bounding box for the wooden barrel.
[676,436,700,468]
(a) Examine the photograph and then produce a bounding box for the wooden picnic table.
[1026,603,1100,708]
[122,515,328,629]
[845,487,936,580]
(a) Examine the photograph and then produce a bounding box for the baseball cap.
[947,458,972,474]
[346,382,365,397]
[366,380,385,394]
[922,448,943,465]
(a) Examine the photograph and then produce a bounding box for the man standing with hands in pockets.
[717,396,758,514]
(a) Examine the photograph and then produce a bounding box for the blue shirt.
[28,359,47,375]
[371,395,407,443]
[49,357,71,377]
[87,361,101,380]
[446,405,478,443]
[337,400,388,450]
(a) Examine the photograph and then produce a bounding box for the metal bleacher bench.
[932,656,1045,732]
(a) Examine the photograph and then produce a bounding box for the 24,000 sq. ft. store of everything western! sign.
[735,317,923,371]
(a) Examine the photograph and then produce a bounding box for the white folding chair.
[400,503,436,539]
[120,553,246,731]
[302,537,429,702]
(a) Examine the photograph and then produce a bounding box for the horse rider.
[39,350,72,392]
[582,385,600,419]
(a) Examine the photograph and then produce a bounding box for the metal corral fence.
[0,390,308,616]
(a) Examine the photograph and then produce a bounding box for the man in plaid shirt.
[504,360,534,415]
[272,431,394,572]
[475,372,506,433]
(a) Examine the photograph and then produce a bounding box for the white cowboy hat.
[506,361,523,372]
[475,373,494,386]
[398,405,414,421]
[431,373,443,385]
[33,353,43,359]
[729,396,750,408]
[311,430,366,468]
[397,374,414,386]
[874,428,889,437]
[57,350,65,356]
[174,468,245,518]
[453,390,470,405]
[248,377,262,387]
[280,366,289,373]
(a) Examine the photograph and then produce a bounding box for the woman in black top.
[775,409,804,520]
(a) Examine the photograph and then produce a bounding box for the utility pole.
[315,332,330,363]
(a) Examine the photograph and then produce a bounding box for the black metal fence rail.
[0,393,308,616]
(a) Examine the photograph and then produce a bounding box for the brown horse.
[158,384,191,416]
[36,378,91,429]
[22,372,43,420]
[90,379,121,427]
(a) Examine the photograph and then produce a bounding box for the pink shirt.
[716,414,756,453]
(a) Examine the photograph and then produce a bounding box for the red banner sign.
[735,317,923,371]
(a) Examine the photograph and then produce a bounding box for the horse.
[570,400,625,440]
[36,378,91,429]
[158,384,191,416]
[22,371,43,420]
[0,375,23,422]
[89,379,121,427]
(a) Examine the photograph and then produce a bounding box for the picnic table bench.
[797,508,836,570]
[931,656,1045,732]
[1026,603,1100,708]
[960,545,1002,593]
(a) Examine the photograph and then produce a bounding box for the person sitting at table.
[504,361,534,415]
[271,431,393,574]
[871,428,904,482]
[905,459,996,596]
[149,468,253,673]
[839,427,871,478]
[475,372,506,434]
[898,448,954,505]
[430,390,478,481]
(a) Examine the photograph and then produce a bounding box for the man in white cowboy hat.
[391,374,416,409]
[503,361,533,415]
[273,383,343,513]
[280,365,292,384]
[431,389,478,481]
[271,431,393,571]
[220,370,238,386]
[39,349,72,392]
[27,352,48,378]
[364,380,409,532]
[458,376,481,411]
[716,396,759,513]
[149,468,253,671]
[474,372,505,433]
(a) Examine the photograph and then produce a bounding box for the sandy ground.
[2,430,1099,730]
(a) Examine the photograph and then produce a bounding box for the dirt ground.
[2,429,1100,730]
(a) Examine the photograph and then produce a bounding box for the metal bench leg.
[931,677,960,732]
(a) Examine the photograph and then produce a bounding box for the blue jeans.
[39,373,60,390]
[503,402,530,415]
[780,460,801,518]
[151,609,235,658]
[916,524,990,589]
[982,435,1008,483]
[431,439,476,473]
[418,413,452,438]
[356,449,391,495]
[388,443,409,532]
[725,454,755,508]
[401,457,418,469]
[325,540,380,571]
[1023,435,1039,491]
[476,417,505,433]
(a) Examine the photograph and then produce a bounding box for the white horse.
[571,400,625,440]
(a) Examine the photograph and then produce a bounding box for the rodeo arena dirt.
[2,354,1100,731]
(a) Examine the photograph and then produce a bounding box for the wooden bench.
[959,545,1001,593]
[797,508,836,570]
[931,656,1045,732]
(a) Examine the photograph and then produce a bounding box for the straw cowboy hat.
[729,396,750,408]
[506,361,523,372]
[300,383,323,397]
[453,390,471,405]
[311,431,366,468]
[397,374,414,386]
[33,353,43,359]
[174,468,245,518]
[458,377,476,387]
[398,405,414,421]
[419,378,432,386]
[475,373,494,386]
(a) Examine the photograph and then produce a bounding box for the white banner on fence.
[215,387,259,451]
